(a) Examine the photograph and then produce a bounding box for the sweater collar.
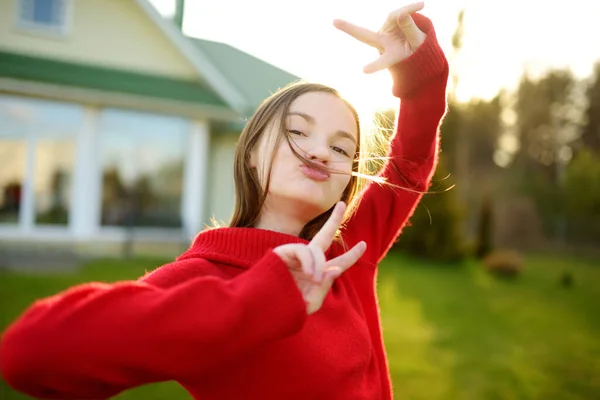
[181,227,310,269]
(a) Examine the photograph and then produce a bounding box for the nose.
[304,140,330,164]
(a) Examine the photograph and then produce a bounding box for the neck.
[254,198,317,237]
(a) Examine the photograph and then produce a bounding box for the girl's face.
[252,92,358,217]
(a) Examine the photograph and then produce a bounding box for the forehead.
[288,92,357,137]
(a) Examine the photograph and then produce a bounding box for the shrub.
[560,271,574,288]
[564,148,600,216]
[393,155,468,263]
[475,195,494,259]
[482,250,524,279]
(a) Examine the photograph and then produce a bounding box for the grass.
[1,252,599,399]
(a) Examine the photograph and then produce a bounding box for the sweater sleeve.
[0,251,306,400]
[342,13,449,265]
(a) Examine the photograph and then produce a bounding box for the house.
[0,0,299,253]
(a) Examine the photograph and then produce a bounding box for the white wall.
[0,0,197,79]
[207,134,238,227]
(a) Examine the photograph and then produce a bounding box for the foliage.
[474,195,494,259]
[563,148,600,216]
[393,155,468,262]
[511,69,584,182]
[461,96,503,170]
[482,249,524,279]
[580,62,600,152]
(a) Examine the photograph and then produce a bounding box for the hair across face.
[229,82,375,240]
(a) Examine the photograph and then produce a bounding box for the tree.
[563,148,600,216]
[561,148,600,247]
[371,106,468,262]
[475,195,494,259]
[449,9,466,183]
[462,95,503,170]
[580,62,600,153]
[393,155,468,262]
[512,69,582,183]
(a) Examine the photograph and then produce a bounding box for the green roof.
[0,51,227,108]
[0,39,301,123]
[189,38,301,113]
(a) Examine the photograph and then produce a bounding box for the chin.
[288,191,337,217]
[268,175,347,219]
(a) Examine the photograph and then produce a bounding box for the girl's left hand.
[334,1,427,74]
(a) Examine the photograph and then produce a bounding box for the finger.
[309,245,327,282]
[324,266,342,280]
[390,3,426,48]
[325,241,367,272]
[310,202,346,252]
[363,52,397,74]
[296,246,315,279]
[388,1,425,21]
[397,15,425,48]
[321,266,342,291]
[333,19,380,48]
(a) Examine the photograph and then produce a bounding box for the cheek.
[255,140,285,184]
[264,144,294,183]
[335,173,352,191]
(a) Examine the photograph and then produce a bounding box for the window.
[0,141,26,224]
[98,109,188,228]
[0,95,81,227]
[17,0,70,35]
[34,138,76,225]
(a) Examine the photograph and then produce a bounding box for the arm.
[342,14,449,264]
[0,252,306,399]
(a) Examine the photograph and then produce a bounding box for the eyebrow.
[288,111,357,145]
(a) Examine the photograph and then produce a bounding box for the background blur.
[1,0,599,399]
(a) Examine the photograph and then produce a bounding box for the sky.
[149,0,600,119]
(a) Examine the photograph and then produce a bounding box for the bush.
[564,148,600,216]
[475,196,494,259]
[482,250,524,279]
[393,155,468,262]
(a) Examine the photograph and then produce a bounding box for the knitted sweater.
[0,14,448,400]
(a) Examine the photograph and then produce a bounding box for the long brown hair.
[228,81,387,240]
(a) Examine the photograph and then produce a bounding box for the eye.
[332,146,350,157]
[288,130,306,137]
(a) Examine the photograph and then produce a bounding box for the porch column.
[20,133,36,232]
[182,120,210,241]
[71,106,101,239]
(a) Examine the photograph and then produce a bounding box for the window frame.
[15,0,72,38]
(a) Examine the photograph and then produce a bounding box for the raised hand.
[333,1,427,74]
[273,202,367,315]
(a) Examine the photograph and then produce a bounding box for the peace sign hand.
[273,202,367,315]
[334,2,427,74]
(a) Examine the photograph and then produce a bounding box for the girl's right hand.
[273,202,367,315]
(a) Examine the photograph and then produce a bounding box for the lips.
[300,164,330,181]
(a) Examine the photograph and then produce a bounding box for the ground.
[0,252,599,399]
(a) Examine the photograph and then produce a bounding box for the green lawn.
[1,252,599,399]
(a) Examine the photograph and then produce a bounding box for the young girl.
[0,3,448,399]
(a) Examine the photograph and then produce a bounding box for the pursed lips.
[299,163,330,181]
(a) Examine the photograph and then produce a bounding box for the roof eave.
[133,0,250,115]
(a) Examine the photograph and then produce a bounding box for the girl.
[0,2,448,399]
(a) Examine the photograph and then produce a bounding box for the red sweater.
[0,15,448,400]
